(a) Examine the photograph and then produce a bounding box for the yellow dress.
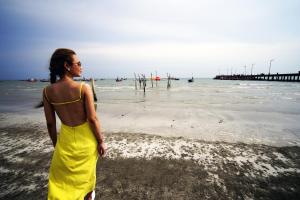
[44,83,99,200]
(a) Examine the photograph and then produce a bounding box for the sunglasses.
[72,62,82,67]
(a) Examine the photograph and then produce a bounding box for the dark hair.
[49,48,76,84]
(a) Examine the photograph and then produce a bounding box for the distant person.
[43,48,106,200]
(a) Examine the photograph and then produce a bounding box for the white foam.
[106,134,300,178]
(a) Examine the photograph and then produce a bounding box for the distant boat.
[27,78,38,82]
[75,77,95,82]
[40,79,49,82]
[170,77,180,80]
[116,77,123,82]
[188,77,194,83]
[152,76,161,81]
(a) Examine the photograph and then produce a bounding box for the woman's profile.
[43,48,106,200]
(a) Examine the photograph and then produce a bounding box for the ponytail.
[50,72,57,84]
[49,48,76,84]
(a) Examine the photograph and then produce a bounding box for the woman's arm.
[43,88,57,147]
[83,84,106,156]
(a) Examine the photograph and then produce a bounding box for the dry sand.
[0,123,300,199]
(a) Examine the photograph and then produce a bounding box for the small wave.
[235,86,250,89]
[244,96,264,100]
[23,88,38,91]
[95,86,135,91]
[250,83,272,86]
[281,97,293,100]
[255,86,269,89]
[168,87,195,92]
[236,83,272,87]
[237,83,249,86]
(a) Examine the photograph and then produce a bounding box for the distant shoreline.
[0,77,215,81]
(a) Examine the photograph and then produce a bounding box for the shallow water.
[0,79,299,146]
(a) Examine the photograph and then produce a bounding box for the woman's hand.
[97,142,106,157]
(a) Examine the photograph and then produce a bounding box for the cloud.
[4,0,300,43]
[0,0,300,79]
[77,41,300,63]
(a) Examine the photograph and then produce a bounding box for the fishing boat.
[188,77,194,83]
[27,78,38,82]
[40,79,50,82]
[151,76,161,81]
[116,77,123,82]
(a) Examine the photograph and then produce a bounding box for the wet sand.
[0,123,300,199]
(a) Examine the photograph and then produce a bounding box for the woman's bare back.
[45,80,88,126]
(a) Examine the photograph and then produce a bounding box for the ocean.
[0,78,300,146]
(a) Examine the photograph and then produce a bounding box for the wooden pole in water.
[169,74,171,88]
[268,59,274,75]
[138,74,141,89]
[167,73,171,89]
[91,78,98,101]
[167,73,169,89]
[134,73,137,90]
[91,78,98,110]
[155,71,158,87]
[142,74,146,93]
[151,73,153,88]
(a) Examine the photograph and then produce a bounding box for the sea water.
[0,79,299,146]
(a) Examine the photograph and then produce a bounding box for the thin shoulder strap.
[79,82,84,99]
[44,83,84,106]
[44,87,51,103]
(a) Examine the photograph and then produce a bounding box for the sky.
[0,0,300,79]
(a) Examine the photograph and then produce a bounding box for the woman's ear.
[64,62,71,71]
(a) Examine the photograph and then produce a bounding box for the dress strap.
[44,82,84,105]
[79,82,84,99]
[49,82,84,105]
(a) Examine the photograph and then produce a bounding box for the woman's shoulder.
[81,82,92,94]
[43,84,52,92]
[81,81,89,87]
[43,82,58,92]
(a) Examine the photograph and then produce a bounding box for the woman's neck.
[58,75,73,82]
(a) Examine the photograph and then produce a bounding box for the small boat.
[116,77,123,82]
[188,77,194,83]
[75,77,97,82]
[27,78,38,82]
[152,76,161,81]
[40,79,50,82]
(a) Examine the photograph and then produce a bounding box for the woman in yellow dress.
[43,48,106,200]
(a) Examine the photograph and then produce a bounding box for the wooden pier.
[214,71,300,82]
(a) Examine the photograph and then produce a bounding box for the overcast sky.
[0,0,299,79]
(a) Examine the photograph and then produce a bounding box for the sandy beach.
[1,122,300,199]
